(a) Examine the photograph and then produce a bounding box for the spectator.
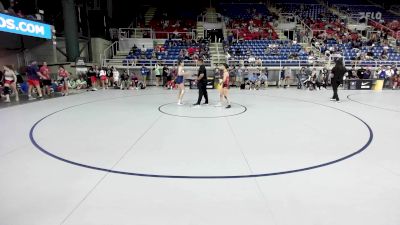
[154,62,162,87]
[26,61,45,100]
[120,70,130,90]
[357,66,366,79]
[248,55,256,66]
[162,64,169,87]
[248,72,258,90]
[392,74,400,90]
[140,64,149,86]
[39,62,52,96]
[0,1,5,12]
[380,50,388,60]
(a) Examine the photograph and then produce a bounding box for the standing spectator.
[279,67,288,88]
[112,67,120,87]
[99,67,107,90]
[2,65,18,102]
[40,62,52,96]
[140,64,149,87]
[162,64,170,87]
[26,61,44,100]
[106,66,113,87]
[154,62,162,87]
[87,66,98,91]
[331,59,346,102]
[58,66,70,96]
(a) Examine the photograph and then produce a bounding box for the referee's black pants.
[331,79,340,101]
[196,82,208,104]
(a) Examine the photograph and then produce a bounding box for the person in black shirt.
[331,59,346,102]
[162,65,169,87]
[193,59,208,106]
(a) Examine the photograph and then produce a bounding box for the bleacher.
[337,4,399,21]
[325,39,400,64]
[277,3,337,20]
[121,40,211,67]
[219,3,269,20]
[220,3,278,40]
[148,7,199,39]
[228,40,309,66]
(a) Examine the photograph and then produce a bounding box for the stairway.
[210,42,226,66]
[205,8,219,23]
[144,7,157,26]
[196,22,204,39]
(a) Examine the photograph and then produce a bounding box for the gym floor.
[0,88,399,225]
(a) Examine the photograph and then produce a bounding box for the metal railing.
[103,59,212,68]
[117,28,197,40]
[367,19,400,40]
[101,41,119,67]
[152,31,196,40]
[227,59,400,68]
[118,28,153,39]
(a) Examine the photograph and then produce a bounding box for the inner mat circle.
[158,102,247,118]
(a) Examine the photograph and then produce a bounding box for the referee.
[193,59,208,106]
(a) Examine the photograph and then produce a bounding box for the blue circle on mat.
[29,95,373,179]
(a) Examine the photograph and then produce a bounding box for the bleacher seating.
[123,40,211,66]
[325,39,400,64]
[219,3,269,20]
[277,3,337,20]
[337,4,399,21]
[220,3,278,40]
[148,8,199,39]
[228,40,309,65]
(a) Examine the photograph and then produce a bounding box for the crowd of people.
[0,0,44,21]
[1,59,399,105]
[125,39,211,66]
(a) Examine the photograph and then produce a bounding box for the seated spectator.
[380,50,389,60]
[255,57,262,66]
[392,74,400,89]
[247,72,258,90]
[75,76,87,90]
[248,55,256,66]
[357,66,366,79]
[363,68,372,79]
[377,66,387,79]
[347,66,357,79]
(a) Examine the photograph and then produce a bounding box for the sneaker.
[4,99,10,103]
[177,102,184,105]
[330,98,336,101]
[92,87,98,91]
[336,100,341,103]
[28,96,36,101]
[226,105,232,109]
[202,102,209,105]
